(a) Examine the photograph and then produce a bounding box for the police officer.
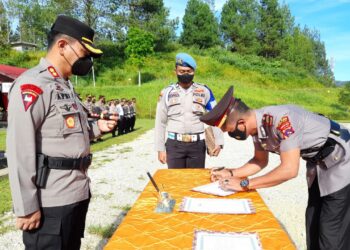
[6,15,117,250]
[84,94,93,114]
[122,98,131,133]
[131,97,137,131]
[115,99,125,136]
[155,53,224,169]
[200,86,350,250]
[95,95,108,114]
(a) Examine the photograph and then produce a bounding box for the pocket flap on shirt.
[323,143,345,169]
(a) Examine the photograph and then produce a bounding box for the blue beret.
[175,53,197,71]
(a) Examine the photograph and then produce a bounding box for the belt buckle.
[182,134,192,142]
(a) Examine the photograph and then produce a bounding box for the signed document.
[193,230,262,250]
[192,181,235,196]
[179,197,255,214]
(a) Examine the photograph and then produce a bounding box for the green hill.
[1,46,347,120]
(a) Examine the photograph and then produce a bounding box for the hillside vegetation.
[1,46,346,120]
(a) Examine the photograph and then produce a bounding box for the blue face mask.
[228,121,247,140]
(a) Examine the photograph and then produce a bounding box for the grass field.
[0,130,6,151]
[0,176,12,215]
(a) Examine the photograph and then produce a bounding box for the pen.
[213,167,225,172]
[147,172,160,193]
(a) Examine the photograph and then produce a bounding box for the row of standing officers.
[84,95,137,136]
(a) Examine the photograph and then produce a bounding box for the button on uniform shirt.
[155,83,224,152]
[6,58,100,216]
[253,105,350,196]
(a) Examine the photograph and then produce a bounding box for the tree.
[304,28,334,85]
[281,26,316,73]
[258,0,287,58]
[111,0,176,51]
[220,0,260,54]
[125,27,154,86]
[0,1,9,47]
[180,0,220,49]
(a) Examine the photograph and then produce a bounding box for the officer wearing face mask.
[155,53,224,169]
[6,15,117,250]
[200,86,350,250]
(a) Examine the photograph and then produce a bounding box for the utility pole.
[92,57,96,87]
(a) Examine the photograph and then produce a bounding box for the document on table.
[179,197,255,214]
[193,230,262,250]
[192,181,235,196]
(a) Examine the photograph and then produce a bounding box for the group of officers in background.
[84,94,137,137]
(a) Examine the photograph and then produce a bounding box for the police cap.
[200,86,235,128]
[51,15,103,58]
[176,53,197,71]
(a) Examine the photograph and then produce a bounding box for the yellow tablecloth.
[104,169,296,250]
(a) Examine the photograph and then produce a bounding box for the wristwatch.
[240,178,250,190]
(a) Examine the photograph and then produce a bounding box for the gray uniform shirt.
[7,58,99,216]
[254,105,350,196]
[155,82,224,152]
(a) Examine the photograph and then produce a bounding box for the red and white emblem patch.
[20,84,43,111]
[277,116,295,139]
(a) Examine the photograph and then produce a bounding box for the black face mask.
[67,43,93,76]
[71,56,93,76]
[228,122,247,140]
[177,74,194,84]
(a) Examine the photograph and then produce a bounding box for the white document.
[193,230,262,250]
[192,181,235,196]
[179,197,254,214]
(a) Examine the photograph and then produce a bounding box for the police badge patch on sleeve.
[20,84,43,111]
[277,116,295,139]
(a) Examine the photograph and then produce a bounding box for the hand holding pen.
[210,167,234,182]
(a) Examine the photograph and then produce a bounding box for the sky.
[163,0,350,81]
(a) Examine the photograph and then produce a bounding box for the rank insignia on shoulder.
[48,66,59,78]
[262,114,273,126]
[158,92,163,102]
[20,84,43,111]
[277,116,295,139]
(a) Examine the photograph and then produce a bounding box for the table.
[104,169,296,250]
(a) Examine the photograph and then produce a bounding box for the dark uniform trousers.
[165,139,206,169]
[117,116,125,135]
[23,198,90,250]
[306,179,350,250]
[131,115,136,131]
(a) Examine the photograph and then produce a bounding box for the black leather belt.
[43,154,92,170]
[301,119,345,162]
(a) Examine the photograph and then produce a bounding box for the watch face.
[240,179,249,188]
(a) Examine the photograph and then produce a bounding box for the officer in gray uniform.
[155,53,224,169]
[84,94,93,114]
[122,98,131,133]
[6,15,117,250]
[201,86,350,250]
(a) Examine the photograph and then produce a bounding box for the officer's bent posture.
[6,15,117,250]
[201,86,350,250]
[155,53,224,168]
